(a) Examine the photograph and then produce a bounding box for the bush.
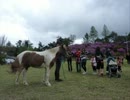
[0,52,6,65]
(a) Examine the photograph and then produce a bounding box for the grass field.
[0,60,130,100]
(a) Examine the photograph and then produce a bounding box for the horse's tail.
[10,58,21,73]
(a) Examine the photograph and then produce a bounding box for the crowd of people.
[65,46,128,76]
[55,42,130,82]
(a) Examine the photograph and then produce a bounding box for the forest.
[0,25,130,64]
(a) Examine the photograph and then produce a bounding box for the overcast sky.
[0,0,130,46]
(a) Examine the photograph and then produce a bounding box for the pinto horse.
[11,45,68,86]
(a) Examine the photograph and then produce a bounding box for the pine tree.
[83,33,89,43]
[89,26,98,43]
[102,24,110,42]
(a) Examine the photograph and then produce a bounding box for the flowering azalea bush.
[69,42,129,57]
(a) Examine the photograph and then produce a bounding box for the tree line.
[83,25,130,43]
[0,24,130,64]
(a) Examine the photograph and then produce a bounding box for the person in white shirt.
[90,55,97,74]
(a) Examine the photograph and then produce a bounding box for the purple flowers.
[70,42,128,55]
[117,48,125,53]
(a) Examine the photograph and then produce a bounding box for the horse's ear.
[60,44,68,51]
[61,44,63,47]
[62,44,66,48]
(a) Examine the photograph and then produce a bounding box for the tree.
[6,41,12,47]
[83,33,89,43]
[37,42,44,51]
[22,40,33,50]
[63,37,73,46]
[56,36,73,46]
[95,38,104,42]
[69,34,76,44]
[16,40,22,47]
[102,24,110,42]
[0,35,7,64]
[108,31,118,42]
[15,40,33,55]
[114,35,126,42]
[89,26,98,43]
[127,32,130,41]
[48,42,56,48]
[0,35,7,46]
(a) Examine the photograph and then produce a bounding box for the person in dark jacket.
[55,54,63,82]
[55,41,63,82]
[126,52,130,64]
[95,47,104,76]
[105,48,112,74]
[67,49,73,71]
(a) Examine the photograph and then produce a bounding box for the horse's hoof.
[23,82,29,86]
[48,83,51,87]
[45,82,51,87]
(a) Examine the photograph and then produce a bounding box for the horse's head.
[59,44,69,57]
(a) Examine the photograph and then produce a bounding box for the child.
[90,55,97,74]
[117,56,123,72]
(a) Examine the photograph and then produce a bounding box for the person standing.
[90,55,97,74]
[95,47,104,76]
[126,52,130,64]
[75,48,81,72]
[105,48,112,58]
[105,48,112,74]
[80,49,87,74]
[67,49,73,72]
[55,41,63,82]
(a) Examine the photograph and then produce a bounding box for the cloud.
[0,0,130,46]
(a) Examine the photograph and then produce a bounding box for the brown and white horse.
[11,45,68,86]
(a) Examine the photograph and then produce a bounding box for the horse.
[10,45,68,86]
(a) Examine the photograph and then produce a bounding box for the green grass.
[0,60,130,100]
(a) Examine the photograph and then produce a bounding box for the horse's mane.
[47,46,59,53]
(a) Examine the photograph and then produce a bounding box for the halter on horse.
[11,45,68,86]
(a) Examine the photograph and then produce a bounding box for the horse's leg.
[42,67,47,82]
[15,68,23,85]
[15,72,21,85]
[44,67,51,86]
[22,68,29,86]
